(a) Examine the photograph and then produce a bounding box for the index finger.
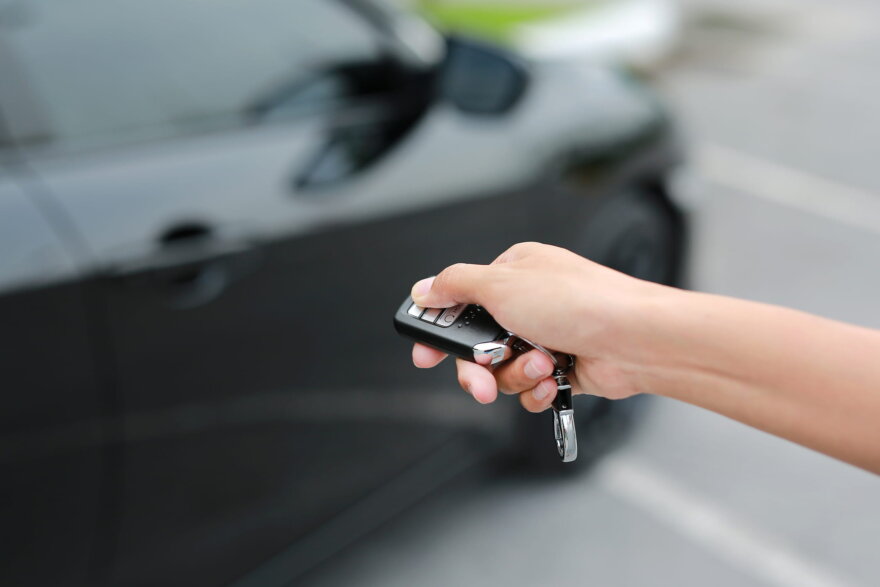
[411,262,490,308]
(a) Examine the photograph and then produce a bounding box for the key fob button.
[420,307,442,323]
[407,303,426,318]
[437,303,466,327]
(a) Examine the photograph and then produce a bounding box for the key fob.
[393,297,514,365]
[394,295,579,462]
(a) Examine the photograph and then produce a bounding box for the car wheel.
[509,186,683,472]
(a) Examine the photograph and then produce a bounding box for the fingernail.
[411,276,435,302]
[532,380,553,401]
[524,358,550,380]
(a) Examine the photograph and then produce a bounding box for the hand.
[410,242,672,412]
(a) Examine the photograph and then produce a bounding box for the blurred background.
[1,0,878,585]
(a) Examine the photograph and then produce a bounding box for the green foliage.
[414,1,584,44]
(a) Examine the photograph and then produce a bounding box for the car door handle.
[105,222,261,308]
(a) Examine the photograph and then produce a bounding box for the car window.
[0,0,381,151]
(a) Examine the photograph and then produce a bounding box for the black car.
[0,1,685,585]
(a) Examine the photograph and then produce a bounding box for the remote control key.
[437,304,466,327]
[421,307,443,323]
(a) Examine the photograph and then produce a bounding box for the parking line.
[594,456,858,587]
[695,142,880,235]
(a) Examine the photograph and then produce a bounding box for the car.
[0,0,686,585]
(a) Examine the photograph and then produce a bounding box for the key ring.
[507,334,578,462]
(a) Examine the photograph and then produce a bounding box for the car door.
[0,1,543,584]
[0,161,106,587]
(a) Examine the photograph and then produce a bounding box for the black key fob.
[393,297,514,365]
[393,295,579,462]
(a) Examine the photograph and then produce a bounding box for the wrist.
[566,277,694,400]
[622,284,712,399]
[626,287,777,401]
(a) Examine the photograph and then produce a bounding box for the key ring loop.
[550,353,577,462]
[506,333,578,462]
[506,333,563,368]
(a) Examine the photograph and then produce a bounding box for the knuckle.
[496,242,539,264]
[435,262,468,288]
[479,271,505,305]
[510,241,540,254]
[446,262,470,276]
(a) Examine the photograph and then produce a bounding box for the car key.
[394,297,578,462]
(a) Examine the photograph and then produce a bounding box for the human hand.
[410,242,672,412]
[411,242,880,474]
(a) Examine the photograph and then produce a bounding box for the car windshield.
[0,0,384,151]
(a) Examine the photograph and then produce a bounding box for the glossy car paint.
[0,2,682,585]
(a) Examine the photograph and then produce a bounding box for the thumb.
[411,263,490,308]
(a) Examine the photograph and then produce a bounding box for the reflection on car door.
[0,175,104,586]
[0,1,541,584]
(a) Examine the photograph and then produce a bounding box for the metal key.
[394,297,578,462]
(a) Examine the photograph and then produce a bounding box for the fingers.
[493,349,558,411]
[412,345,500,405]
[519,379,558,413]
[411,262,490,308]
[453,349,559,411]
[412,344,447,368]
[493,349,555,394]
[411,243,548,309]
[418,345,568,412]
[455,358,498,404]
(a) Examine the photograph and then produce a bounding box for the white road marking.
[595,456,858,587]
[694,142,880,236]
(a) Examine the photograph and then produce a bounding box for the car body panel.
[0,2,683,585]
[0,174,104,586]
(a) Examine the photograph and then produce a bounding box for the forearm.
[636,288,880,473]
[410,243,880,472]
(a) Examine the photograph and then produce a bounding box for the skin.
[410,242,880,474]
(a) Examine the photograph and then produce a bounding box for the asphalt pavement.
[302,2,880,585]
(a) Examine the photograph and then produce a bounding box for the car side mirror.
[438,37,529,116]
